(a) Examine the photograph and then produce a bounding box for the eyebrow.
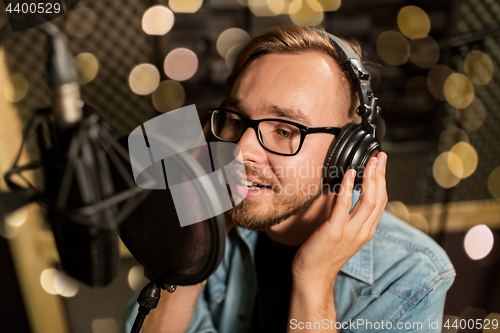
[223,96,313,126]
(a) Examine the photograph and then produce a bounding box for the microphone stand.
[131,279,177,333]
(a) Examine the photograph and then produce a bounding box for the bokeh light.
[317,0,341,11]
[289,0,324,27]
[456,97,486,130]
[483,313,500,333]
[488,166,500,201]
[4,207,28,228]
[386,201,410,222]
[464,224,494,260]
[40,268,58,295]
[66,7,96,38]
[169,0,203,13]
[409,213,429,234]
[267,0,285,15]
[464,50,494,85]
[443,73,475,109]
[53,271,79,297]
[409,36,440,68]
[438,126,470,153]
[4,73,29,103]
[405,76,436,112]
[248,0,279,16]
[433,152,462,188]
[74,53,99,84]
[397,5,431,39]
[216,28,251,60]
[376,31,410,66]
[129,64,160,96]
[152,80,186,113]
[128,266,148,292]
[449,142,478,179]
[427,65,454,101]
[142,6,174,35]
[92,318,119,333]
[164,48,198,81]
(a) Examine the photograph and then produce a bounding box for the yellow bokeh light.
[317,0,341,11]
[376,31,410,66]
[74,53,99,84]
[456,97,486,130]
[464,50,494,85]
[169,0,203,13]
[443,73,474,109]
[128,266,148,292]
[66,7,96,38]
[409,213,429,234]
[409,36,440,68]
[433,152,461,188]
[289,0,324,27]
[397,5,431,39]
[164,48,198,81]
[483,313,500,333]
[4,207,28,228]
[152,80,185,113]
[216,28,250,59]
[142,6,174,35]
[449,142,478,179]
[249,0,278,16]
[267,0,285,15]
[40,268,58,295]
[427,65,454,101]
[129,64,160,96]
[53,271,79,297]
[4,73,29,103]
[386,201,410,222]
[464,224,494,260]
[438,126,469,153]
[92,318,119,333]
[488,166,500,201]
[405,76,436,112]
[225,43,246,69]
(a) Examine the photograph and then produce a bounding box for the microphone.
[0,19,131,287]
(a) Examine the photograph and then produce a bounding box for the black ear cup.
[323,123,381,193]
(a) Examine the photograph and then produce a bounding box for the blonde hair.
[228,24,364,123]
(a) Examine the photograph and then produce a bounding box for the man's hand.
[288,153,388,331]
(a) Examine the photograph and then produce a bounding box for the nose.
[236,126,267,165]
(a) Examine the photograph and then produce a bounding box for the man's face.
[226,51,348,231]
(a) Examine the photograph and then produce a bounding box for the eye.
[277,129,291,138]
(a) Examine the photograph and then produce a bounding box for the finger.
[349,157,379,225]
[363,153,388,239]
[327,169,356,229]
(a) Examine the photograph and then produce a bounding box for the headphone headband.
[311,27,381,138]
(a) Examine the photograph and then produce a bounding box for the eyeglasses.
[209,108,341,156]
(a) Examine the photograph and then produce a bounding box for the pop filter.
[113,133,226,287]
[112,129,231,289]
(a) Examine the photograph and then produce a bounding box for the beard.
[226,164,323,232]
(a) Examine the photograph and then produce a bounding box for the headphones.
[315,28,382,193]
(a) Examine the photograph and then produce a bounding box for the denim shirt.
[124,191,456,333]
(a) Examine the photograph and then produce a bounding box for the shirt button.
[238,315,246,322]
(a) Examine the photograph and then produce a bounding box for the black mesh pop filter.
[111,134,226,287]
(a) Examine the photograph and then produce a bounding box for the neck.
[264,191,336,246]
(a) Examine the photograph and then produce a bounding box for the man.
[124,24,456,333]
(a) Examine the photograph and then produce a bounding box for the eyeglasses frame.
[209,108,342,156]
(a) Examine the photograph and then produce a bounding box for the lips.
[235,171,271,190]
